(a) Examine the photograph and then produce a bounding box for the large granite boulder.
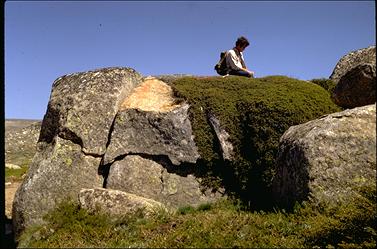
[13,137,103,237]
[39,67,143,155]
[330,46,376,84]
[13,73,222,239]
[332,63,376,108]
[13,67,143,238]
[79,188,167,218]
[272,104,376,207]
[106,155,222,209]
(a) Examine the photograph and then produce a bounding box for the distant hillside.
[5,119,42,167]
[5,119,42,133]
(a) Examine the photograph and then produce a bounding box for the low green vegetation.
[167,75,341,207]
[310,78,337,94]
[5,153,33,169]
[5,166,29,182]
[18,185,376,248]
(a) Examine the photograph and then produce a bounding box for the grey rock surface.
[106,155,163,198]
[332,63,376,108]
[207,112,234,161]
[272,104,376,207]
[79,188,167,218]
[106,155,223,209]
[39,67,143,156]
[330,46,376,84]
[12,137,102,238]
[104,104,200,165]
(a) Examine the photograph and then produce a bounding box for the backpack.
[214,51,229,76]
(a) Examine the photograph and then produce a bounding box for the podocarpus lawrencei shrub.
[167,75,341,208]
[310,78,337,96]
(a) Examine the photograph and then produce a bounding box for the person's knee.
[243,71,253,78]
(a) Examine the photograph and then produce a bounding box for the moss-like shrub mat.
[310,77,337,94]
[166,75,341,207]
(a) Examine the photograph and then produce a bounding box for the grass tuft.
[5,167,29,182]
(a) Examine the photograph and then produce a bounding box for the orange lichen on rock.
[120,77,181,112]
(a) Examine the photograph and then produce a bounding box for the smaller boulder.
[79,188,167,218]
[332,63,376,108]
[330,46,376,84]
[272,104,376,208]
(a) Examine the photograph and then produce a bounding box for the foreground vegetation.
[18,185,376,248]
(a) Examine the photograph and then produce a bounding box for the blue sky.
[5,1,376,119]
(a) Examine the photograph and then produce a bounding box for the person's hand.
[242,68,254,77]
[248,70,255,77]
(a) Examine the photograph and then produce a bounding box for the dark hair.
[235,36,250,48]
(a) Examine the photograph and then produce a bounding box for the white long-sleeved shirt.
[225,49,246,71]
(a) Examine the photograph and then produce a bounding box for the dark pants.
[229,69,253,78]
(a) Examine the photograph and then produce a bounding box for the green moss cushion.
[168,75,341,207]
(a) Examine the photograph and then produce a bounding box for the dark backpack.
[214,51,229,75]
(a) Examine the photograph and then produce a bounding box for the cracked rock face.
[104,78,200,165]
[106,155,222,209]
[272,104,376,207]
[39,67,143,155]
[104,104,200,165]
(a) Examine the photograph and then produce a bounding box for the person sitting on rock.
[225,36,255,78]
